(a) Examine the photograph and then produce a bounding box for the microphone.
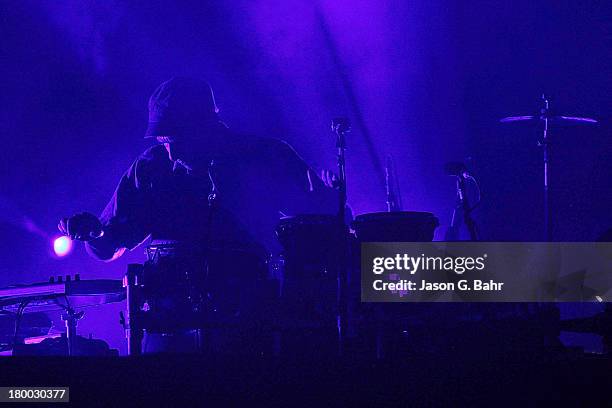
[331,117,351,134]
[444,161,481,241]
[444,161,481,208]
[331,117,350,150]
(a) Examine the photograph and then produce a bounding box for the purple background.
[2,1,612,353]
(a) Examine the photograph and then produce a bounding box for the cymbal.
[500,115,598,124]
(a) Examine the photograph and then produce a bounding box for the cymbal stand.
[122,264,143,355]
[539,95,551,242]
[331,118,350,356]
[59,303,84,356]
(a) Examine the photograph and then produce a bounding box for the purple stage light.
[53,236,72,257]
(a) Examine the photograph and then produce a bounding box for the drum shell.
[276,215,347,278]
[141,246,270,327]
[352,211,439,242]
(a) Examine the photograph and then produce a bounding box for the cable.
[12,300,30,351]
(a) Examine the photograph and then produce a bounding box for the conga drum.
[350,211,439,358]
[274,215,349,355]
[276,214,347,278]
[352,211,439,242]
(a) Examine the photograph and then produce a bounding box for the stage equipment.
[0,276,125,355]
[276,215,345,278]
[384,155,402,212]
[444,161,480,241]
[274,213,350,357]
[352,211,438,243]
[500,95,597,241]
[122,244,271,355]
[351,211,438,358]
[12,334,117,356]
[331,118,352,355]
[332,117,350,223]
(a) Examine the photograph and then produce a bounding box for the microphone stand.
[331,118,350,356]
[539,95,552,242]
[333,118,349,224]
[196,160,218,352]
[385,155,401,212]
[456,173,479,241]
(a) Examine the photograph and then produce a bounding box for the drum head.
[275,214,344,249]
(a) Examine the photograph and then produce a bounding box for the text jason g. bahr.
[372,254,487,275]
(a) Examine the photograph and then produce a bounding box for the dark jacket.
[86,133,338,261]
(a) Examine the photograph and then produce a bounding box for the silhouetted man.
[59,77,338,261]
[58,77,340,353]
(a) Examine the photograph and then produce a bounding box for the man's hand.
[58,212,103,241]
[321,169,341,189]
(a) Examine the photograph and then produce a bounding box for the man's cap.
[145,77,220,138]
